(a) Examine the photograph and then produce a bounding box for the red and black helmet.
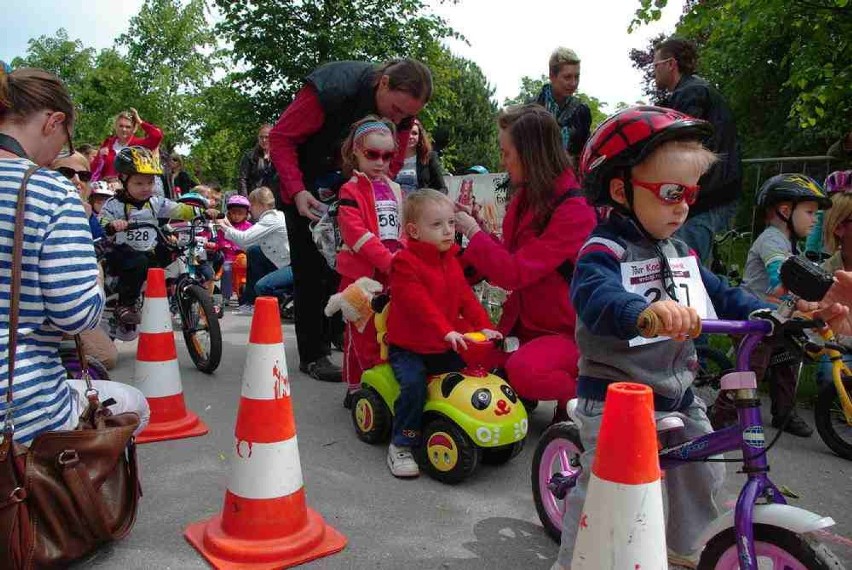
[579,105,713,206]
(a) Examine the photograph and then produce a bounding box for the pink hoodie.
[215,219,253,263]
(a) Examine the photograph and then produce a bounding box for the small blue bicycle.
[531,256,843,569]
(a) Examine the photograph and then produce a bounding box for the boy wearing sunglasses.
[553,107,773,569]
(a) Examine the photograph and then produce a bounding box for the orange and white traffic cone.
[571,382,666,569]
[134,267,208,444]
[184,297,347,569]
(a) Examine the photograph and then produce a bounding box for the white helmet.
[90,181,115,198]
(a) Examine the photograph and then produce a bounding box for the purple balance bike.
[531,257,844,568]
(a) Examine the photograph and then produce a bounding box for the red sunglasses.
[632,179,700,205]
[360,148,395,162]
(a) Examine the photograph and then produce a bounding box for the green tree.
[629,0,851,156]
[212,0,460,121]
[118,0,218,151]
[502,75,609,129]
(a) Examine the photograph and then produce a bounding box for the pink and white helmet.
[90,181,115,198]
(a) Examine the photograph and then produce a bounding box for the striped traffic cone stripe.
[134,267,208,444]
[184,297,346,568]
[571,382,667,569]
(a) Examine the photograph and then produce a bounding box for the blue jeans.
[388,345,466,447]
[675,201,739,265]
[243,245,294,305]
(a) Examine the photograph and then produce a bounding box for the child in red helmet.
[555,106,772,568]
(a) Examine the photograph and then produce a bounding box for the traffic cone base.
[184,507,346,569]
[135,396,208,443]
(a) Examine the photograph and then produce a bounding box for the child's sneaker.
[387,444,419,478]
[235,304,254,316]
[116,305,141,325]
[667,548,698,569]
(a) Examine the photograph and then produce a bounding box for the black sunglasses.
[56,167,92,182]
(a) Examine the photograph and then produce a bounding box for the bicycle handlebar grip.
[637,308,702,339]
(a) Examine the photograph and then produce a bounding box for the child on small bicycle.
[176,190,224,304]
[98,147,217,325]
[742,174,831,437]
[215,195,253,306]
[558,107,771,568]
[384,189,500,478]
[216,186,290,315]
[335,116,405,399]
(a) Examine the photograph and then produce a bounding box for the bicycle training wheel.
[180,284,222,374]
[814,376,852,460]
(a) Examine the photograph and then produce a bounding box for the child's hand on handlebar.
[217,217,232,228]
[204,208,221,220]
[481,328,503,341]
[639,300,700,341]
[110,220,128,233]
[445,331,469,352]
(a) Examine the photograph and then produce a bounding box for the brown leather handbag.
[0,166,142,569]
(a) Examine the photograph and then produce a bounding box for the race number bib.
[123,227,156,251]
[376,199,400,242]
[195,236,208,261]
[621,255,717,347]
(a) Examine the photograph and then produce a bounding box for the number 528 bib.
[621,255,717,347]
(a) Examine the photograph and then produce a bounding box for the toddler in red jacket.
[336,116,405,402]
[385,189,501,478]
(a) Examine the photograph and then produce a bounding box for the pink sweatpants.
[504,334,579,405]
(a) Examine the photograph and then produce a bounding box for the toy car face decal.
[500,385,518,403]
[426,432,458,471]
[355,400,373,431]
[494,399,511,416]
[471,388,492,410]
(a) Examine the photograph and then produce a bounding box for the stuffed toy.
[324,277,384,332]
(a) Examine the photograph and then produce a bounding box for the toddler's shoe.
[116,305,141,325]
[668,548,698,569]
[235,304,254,316]
[387,444,419,478]
[771,411,813,438]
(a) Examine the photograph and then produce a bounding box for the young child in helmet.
[742,173,832,437]
[384,189,500,478]
[216,194,254,305]
[174,189,225,302]
[87,181,114,240]
[98,146,218,325]
[556,106,773,569]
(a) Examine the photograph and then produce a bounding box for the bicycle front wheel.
[180,284,222,374]
[814,376,852,460]
[698,524,841,569]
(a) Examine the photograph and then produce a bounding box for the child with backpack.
[334,116,404,405]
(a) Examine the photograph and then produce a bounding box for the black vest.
[298,61,378,193]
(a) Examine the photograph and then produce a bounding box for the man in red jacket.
[385,190,501,478]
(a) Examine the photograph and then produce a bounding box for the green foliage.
[118,0,217,151]
[502,75,609,129]
[212,0,461,122]
[630,0,851,157]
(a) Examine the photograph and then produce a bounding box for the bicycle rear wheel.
[531,422,584,542]
[180,284,222,374]
[814,376,852,460]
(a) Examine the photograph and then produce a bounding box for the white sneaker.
[387,444,419,478]
[235,304,254,315]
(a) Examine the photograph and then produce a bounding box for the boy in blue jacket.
[554,106,770,569]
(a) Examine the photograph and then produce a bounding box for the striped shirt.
[0,158,104,444]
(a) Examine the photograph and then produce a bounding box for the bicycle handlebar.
[637,312,823,340]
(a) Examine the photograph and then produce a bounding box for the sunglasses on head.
[632,179,699,205]
[360,148,395,162]
[57,167,92,182]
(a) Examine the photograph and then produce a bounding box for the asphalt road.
[82,312,851,569]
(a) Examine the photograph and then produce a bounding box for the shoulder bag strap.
[4,165,40,434]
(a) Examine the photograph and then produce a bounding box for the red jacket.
[462,169,596,340]
[91,121,163,181]
[336,172,402,282]
[387,240,492,354]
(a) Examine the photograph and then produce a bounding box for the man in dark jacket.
[654,37,742,263]
[269,59,432,383]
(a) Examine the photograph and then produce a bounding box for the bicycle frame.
[815,328,852,425]
[658,318,789,569]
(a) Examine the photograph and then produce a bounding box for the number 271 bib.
[621,255,717,347]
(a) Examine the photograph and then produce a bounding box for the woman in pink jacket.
[456,105,597,423]
[91,107,163,181]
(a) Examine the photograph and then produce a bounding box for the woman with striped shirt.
[0,65,149,444]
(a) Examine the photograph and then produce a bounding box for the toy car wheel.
[481,439,525,466]
[417,417,480,484]
[351,388,391,444]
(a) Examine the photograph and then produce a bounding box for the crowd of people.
[1,36,851,569]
